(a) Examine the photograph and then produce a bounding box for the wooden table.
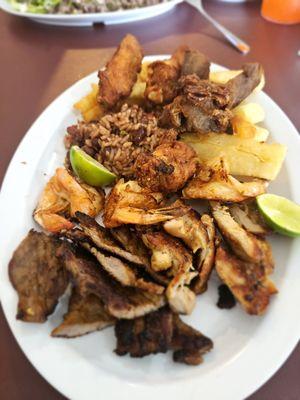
[0,1,299,399]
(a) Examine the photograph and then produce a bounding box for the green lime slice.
[70,146,117,187]
[256,194,300,237]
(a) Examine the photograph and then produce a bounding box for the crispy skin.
[192,214,216,294]
[115,307,213,365]
[215,246,277,315]
[9,231,68,322]
[58,244,165,319]
[181,50,210,79]
[183,159,267,202]
[134,141,197,193]
[145,46,188,104]
[51,289,115,338]
[228,201,270,236]
[163,209,208,253]
[98,34,143,108]
[227,63,264,108]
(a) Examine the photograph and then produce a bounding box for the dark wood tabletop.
[0,1,299,399]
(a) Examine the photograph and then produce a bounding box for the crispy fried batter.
[145,46,188,105]
[51,289,115,338]
[98,34,143,108]
[59,244,165,319]
[9,231,68,322]
[134,141,197,193]
[215,246,277,315]
[183,159,267,202]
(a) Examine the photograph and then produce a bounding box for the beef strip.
[181,50,210,79]
[8,230,68,323]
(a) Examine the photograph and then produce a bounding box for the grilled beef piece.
[58,243,165,319]
[115,307,213,365]
[51,289,115,338]
[217,284,236,309]
[181,50,210,80]
[8,230,68,323]
[226,63,263,108]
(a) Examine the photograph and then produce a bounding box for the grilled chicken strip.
[58,244,165,319]
[9,231,68,322]
[51,289,115,338]
[215,246,277,315]
[211,201,274,272]
[181,50,210,79]
[163,209,208,253]
[183,159,267,202]
[228,201,270,236]
[145,46,188,105]
[134,141,197,193]
[142,231,196,314]
[98,34,143,108]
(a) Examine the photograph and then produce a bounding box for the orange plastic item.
[261,0,300,25]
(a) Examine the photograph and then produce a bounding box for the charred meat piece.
[216,284,236,309]
[115,307,174,357]
[215,246,277,315]
[9,231,68,322]
[192,214,216,294]
[227,63,264,108]
[59,244,165,319]
[181,50,210,79]
[134,141,197,193]
[82,242,164,294]
[228,201,270,236]
[51,289,115,338]
[115,307,213,365]
[145,46,188,105]
[163,209,208,253]
[98,34,143,108]
[74,212,145,266]
[183,159,267,202]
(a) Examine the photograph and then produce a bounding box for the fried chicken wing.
[183,159,267,202]
[34,168,104,233]
[134,141,197,193]
[98,34,143,108]
[9,231,68,322]
[215,246,277,315]
[145,46,188,105]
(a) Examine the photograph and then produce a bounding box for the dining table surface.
[0,0,300,399]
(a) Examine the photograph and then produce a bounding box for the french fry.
[254,126,269,142]
[233,103,265,124]
[74,84,99,113]
[82,105,104,123]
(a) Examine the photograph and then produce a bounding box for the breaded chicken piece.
[134,141,197,193]
[215,246,277,315]
[98,34,143,108]
[145,45,188,105]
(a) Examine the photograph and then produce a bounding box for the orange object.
[261,0,300,25]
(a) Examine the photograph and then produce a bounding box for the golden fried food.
[98,34,143,108]
[34,168,104,233]
[74,83,105,122]
[134,141,197,193]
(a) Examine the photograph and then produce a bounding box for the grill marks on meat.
[58,244,165,319]
[181,50,210,79]
[115,307,213,365]
[134,141,197,193]
[98,34,143,108]
[51,289,115,338]
[9,231,68,322]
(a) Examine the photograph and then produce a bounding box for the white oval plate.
[0,0,182,26]
[0,56,300,400]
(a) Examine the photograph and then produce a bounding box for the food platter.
[0,0,182,26]
[0,55,300,400]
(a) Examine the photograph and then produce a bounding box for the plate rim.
[1,56,300,400]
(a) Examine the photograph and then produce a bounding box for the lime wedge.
[70,146,116,187]
[256,194,300,237]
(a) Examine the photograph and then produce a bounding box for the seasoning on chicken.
[215,245,277,315]
[145,46,188,105]
[59,243,165,319]
[34,168,104,233]
[142,231,197,314]
[9,231,68,322]
[183,159,267,202]
[134,141,197,193]
[98,34,143,108]
[51,289,115,338]
[181,50,210,79]
[103,179,189,228]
